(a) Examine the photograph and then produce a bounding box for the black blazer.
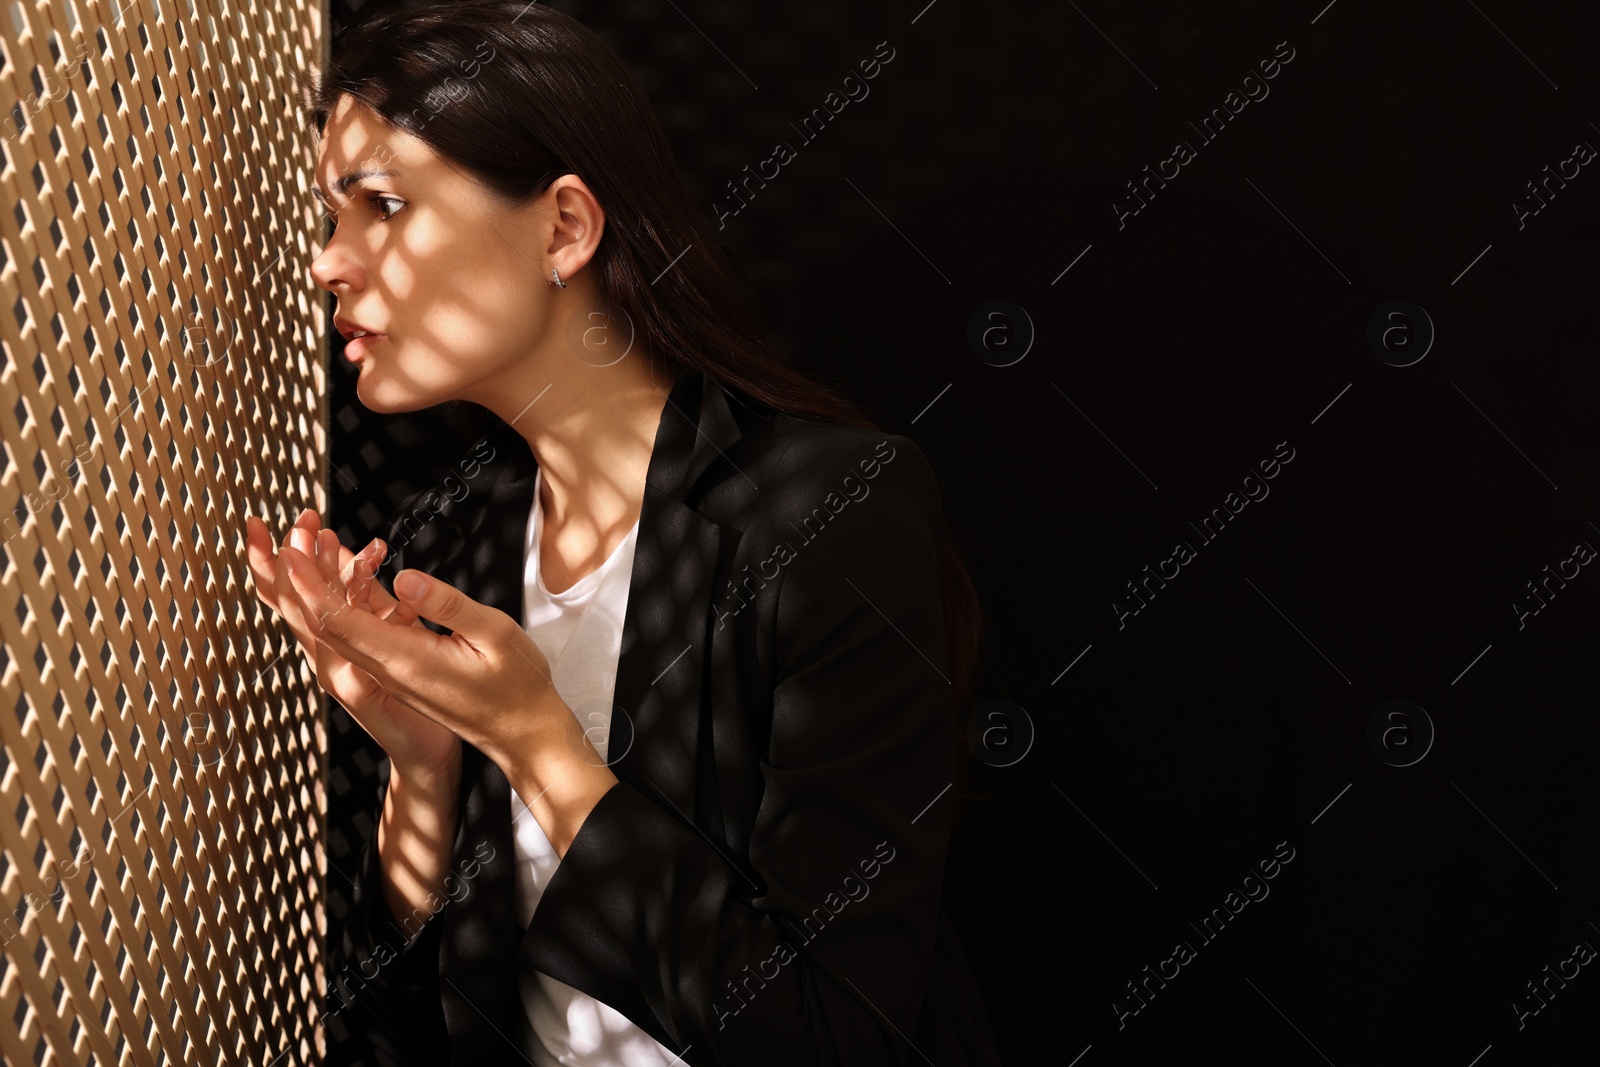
[329,367,1002,1066]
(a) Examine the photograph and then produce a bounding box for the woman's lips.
[346,334,384,362]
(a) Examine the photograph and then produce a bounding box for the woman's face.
[309,94,576,414]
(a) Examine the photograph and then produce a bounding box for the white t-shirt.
[513,467,681,1066]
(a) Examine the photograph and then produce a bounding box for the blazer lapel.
[608,364,745,821]
[430,367,747,1055]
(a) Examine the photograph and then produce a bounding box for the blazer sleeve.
[324,494,455,1065]
[528,432,957,1065]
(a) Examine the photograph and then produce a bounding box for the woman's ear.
[544,174,606,282]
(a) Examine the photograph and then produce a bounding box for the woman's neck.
[511,355,679,580]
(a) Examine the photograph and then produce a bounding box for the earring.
[549,266,567,289]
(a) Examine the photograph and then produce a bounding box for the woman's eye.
[321,195,402,232]
[368,194,404,221]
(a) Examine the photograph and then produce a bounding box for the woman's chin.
[353,372,404,414]
[355,373,446,416]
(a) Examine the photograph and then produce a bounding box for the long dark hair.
[299,0,986,806]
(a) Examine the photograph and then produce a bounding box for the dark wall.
[323,1,1600,1063]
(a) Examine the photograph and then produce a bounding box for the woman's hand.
[272,542,561,764]
[275,547,619,855]
[244,508,461,781]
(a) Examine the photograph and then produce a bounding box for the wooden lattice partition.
[0,0,327,1063]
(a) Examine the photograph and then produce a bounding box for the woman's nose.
[311,229,362,292]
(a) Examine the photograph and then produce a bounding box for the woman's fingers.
[341,538,383,609]
[315,528,344,589]
[338,537,422,628]
[281,546,441,693]
[243,516,282,613]
[286,514,317,561]
[246,508,324,622]
[330,537,419,626]
[272,534,324,644]
[248,508,433,702]
[254,506,426,644]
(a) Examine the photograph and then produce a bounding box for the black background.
[321,1,1600,1063]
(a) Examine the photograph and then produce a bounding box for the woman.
[244,2,999,1063]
